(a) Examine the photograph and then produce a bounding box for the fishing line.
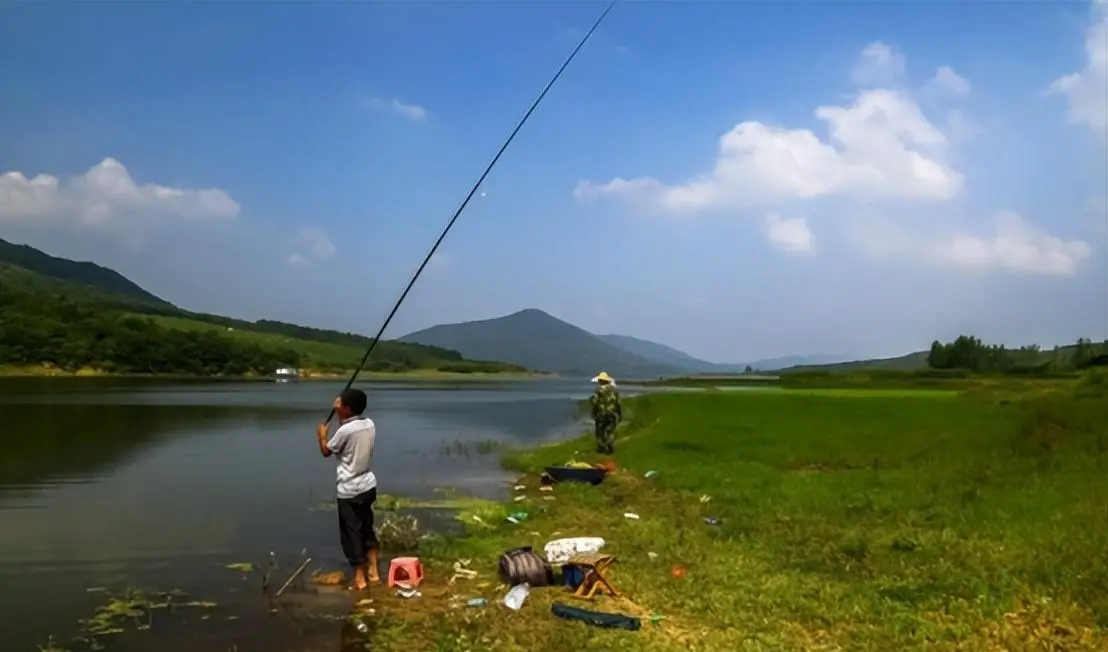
[326,0,618,423]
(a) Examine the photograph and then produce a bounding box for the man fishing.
[316,388,380,590]
[589,371,622,454]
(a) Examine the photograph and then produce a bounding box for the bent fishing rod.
[325,0,618,424]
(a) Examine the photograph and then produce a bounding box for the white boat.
[274,367,300,383]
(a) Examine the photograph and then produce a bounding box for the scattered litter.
[449,559,478,584]
[649,613,665,624]
[513,495,526,502]
[543,496,556,501]
[647,552,658,561]
[356,598,374,607]
[513,484,526,491]
[505,511,529,524]
[225,562,254,573]
[671,566,687,579]
[396,588,422,599]
[539,486,554,492]
[466,598,488,607]
[503,583,530,610]
[644,470,658,478]
[354,620,369,633]
[704,517,721,526]
[699,494,712,503]
[624,512,640,520]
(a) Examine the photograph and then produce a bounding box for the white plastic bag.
[503,583,530,610]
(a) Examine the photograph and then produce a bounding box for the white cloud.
[851,42,906,87]
[933,212,1092,276]
[286,253,311,268]
[856,212,1092,277]
[367,97,428,122]
[0,158,239,229]
[429,251,452,268]
[574,87,962,213]
[287,228,336,268]
[1046,0,1108,132]
[924,66,972,98]
[576,40,1089,279]
[763,213,816,256]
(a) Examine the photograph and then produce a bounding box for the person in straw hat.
[589,371,623,454]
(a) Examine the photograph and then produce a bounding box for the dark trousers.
[336,488,379,567]
[595,417,617,454]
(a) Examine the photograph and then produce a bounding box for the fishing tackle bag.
[498,546,554,587]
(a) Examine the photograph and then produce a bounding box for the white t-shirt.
[327,417,377,499]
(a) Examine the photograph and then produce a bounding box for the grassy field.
[351,376,1108,651]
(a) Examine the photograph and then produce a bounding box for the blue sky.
[0,0,1104,363]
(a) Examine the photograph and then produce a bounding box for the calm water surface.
[0,377,618,652]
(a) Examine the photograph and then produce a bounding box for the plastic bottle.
[502,583,530,610]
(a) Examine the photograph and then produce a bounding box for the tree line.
[0,282,300,376]
[0,281,526,376]
[928,335,1108,374]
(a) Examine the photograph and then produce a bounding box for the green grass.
[350,376,1108,651]
[646,370,1083,393]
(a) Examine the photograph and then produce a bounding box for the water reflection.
[0,378,587,652]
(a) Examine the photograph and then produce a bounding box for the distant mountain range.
[594,333,849,374]
[400,309,858,378]
[0,236,931,379]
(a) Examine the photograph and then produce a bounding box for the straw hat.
[591,371,614,384]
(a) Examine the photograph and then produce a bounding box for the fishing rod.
[325,0,619,424]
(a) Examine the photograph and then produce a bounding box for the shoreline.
[0,365,554,382]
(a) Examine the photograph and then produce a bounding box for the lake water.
[0,377,608,652]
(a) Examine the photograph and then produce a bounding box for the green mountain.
[0,238,171,307]
[0,237,521,375]
[400,309,688,378]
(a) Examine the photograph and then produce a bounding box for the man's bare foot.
[366,551,381,584]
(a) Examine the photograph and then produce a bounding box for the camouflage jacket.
[590,384,622,421]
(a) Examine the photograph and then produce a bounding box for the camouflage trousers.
[594,416,617,454]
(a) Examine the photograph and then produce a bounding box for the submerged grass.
[348,380,1108,651]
